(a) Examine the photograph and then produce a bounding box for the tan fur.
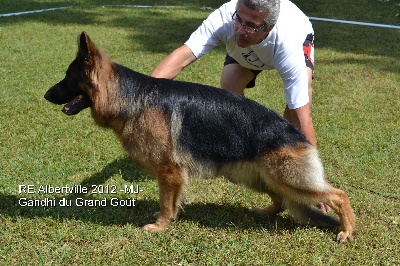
[143,163,188,232]
[259,144,329,194]
[120,109,173,174]
[323,188,356,242]
[86,51,122,127]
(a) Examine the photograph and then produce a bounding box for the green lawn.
[1,0,399,265]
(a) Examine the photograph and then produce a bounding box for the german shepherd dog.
[44,32,356,242]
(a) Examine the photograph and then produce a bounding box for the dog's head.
[44,32,100,115]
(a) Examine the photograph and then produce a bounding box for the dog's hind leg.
[256,144,356,242]
[142,163,187,233]
[323,188,357,243]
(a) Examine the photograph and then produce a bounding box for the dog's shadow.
[0,157,335,234]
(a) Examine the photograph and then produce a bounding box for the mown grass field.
[0,0,399,265]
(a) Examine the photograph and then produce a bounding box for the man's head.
[233,0,280,47]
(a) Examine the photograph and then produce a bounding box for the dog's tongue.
[62,94,91,115]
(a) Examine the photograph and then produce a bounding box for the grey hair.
[242,0,280,26]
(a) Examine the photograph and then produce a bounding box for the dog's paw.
[142,223,168,233]
[336,230,357,243]
[153,211,161,219]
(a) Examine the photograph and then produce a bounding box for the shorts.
[303,33,315,72]
[223,33,315,88]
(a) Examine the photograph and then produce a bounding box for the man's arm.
[151,44,197,79]
[284,103,317,147]
[283,67,317,147]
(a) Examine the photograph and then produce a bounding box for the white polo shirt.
[185,0,314,109]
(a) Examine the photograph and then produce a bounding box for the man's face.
[233,1,271,48]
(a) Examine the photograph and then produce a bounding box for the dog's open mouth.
[62,94,92,115]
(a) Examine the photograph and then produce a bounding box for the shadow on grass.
[0,157,339,236]
[0,1,211,55]
[1,0,399,67]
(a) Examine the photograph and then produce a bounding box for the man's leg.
[220,63,255,96]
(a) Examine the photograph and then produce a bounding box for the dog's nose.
[44,90,52,101]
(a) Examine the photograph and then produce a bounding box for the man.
[151,0,317,147]
[152,0,329,211]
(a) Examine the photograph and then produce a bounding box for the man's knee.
[220,64,252,95]
[220,64,254,95]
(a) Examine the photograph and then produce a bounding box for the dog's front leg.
[142,163,185,233]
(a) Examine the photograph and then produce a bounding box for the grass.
[0,0,399,265]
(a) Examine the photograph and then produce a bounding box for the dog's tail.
[285,201,341,228]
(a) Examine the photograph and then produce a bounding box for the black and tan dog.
[44,32,356,242]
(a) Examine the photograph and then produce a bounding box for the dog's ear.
[77,32,93,61]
